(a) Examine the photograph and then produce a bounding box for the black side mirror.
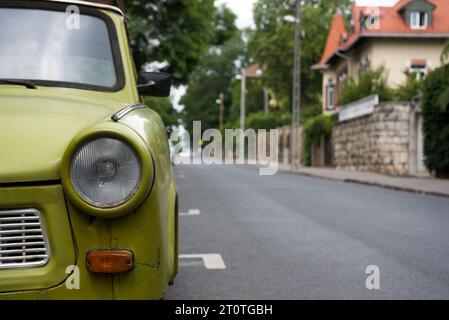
[137,72,172,97]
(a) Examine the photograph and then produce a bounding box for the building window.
[410,66,427,79]
[359,56,371,75]
[410,11,428,29]
[326,83,335,111]
[409,59,428,80]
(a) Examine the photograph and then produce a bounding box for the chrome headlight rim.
[70,136,143,209]
[61,124,154,219]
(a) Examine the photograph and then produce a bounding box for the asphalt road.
[166,164,449,300]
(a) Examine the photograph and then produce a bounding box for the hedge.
[421,63,449,177]
[303,114,335,166]
[246,111,291,130]
[339,67,393,105]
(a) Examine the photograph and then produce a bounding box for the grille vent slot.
[0,209,50,269]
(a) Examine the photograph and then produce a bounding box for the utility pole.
[291,0,302,171]
[240,69,246,132]
[263,88,269,115]
[218,92,225,132]
[239,69,247,160]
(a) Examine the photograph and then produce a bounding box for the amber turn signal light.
[86,250,134,274]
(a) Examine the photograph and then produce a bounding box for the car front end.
[0,0,178,300]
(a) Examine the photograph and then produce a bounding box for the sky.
[218,0,400,29]
[174,0,402,110]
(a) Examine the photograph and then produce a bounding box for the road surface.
[167,164,449,299]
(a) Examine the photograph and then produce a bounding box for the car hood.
[0,89,126,183]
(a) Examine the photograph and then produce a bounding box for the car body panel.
[0,89,124,183]
[0,185,75,293]
[0,4,177,300]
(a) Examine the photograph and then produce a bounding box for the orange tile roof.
[314,0,449,69]
[317,14,348,67]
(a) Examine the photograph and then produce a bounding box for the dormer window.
[410,11,428,29]
[398,0,435,30]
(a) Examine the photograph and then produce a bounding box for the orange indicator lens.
[86,250,134,274]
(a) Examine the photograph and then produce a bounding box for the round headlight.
[70,137,142,208]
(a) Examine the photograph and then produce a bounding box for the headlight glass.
[70,138,142,208]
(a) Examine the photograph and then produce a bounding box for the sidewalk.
[278,164,449,198]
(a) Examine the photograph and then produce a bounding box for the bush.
[393,71,422,101]
[421,64,449,177]
[339,67,393,105]
[303,114,335,166]
[300,104,322,124]
[246,111,291,130]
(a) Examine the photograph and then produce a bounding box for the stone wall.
[277,126,304,166]
[332,102,414,175]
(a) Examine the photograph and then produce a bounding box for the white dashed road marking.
[180,209,201,216]
[179,254,226,269]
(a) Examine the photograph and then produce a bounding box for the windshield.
[0,7,119,89]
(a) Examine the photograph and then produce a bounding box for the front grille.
[0,209,50,269]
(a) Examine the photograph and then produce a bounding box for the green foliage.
[441,40,449,64]
[144,97,179,128]
[227,79,271,129]
[246,111,292,130]
[421,64,449,177]
[338,67,393,105]
[248,0,353,109]
[303,114,335,166]
[393,71,423,101]
[300,104,322,124]
[125,0,225,84]
[181,33,244,134]
[212,5,239,46]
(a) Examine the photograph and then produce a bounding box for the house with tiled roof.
[313,0,449,114]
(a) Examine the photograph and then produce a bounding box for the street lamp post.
[217,92,225,132]
[291,0,302,171]
[240,69,246,133]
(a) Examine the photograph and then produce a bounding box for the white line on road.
[179,209,201,216]
[179,254,226,269]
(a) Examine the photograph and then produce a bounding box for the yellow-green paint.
[0,7,177,299]
[0,185,75,293]
[60,122,155,218]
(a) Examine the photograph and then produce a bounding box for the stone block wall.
[332,102,413,175]
[277,126,304,165]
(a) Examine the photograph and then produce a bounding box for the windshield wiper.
[0,79,37,89]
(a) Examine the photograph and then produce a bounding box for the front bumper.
[0,183,168,300]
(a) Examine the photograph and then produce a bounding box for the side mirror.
[137,72,172,97]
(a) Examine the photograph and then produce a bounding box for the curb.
[280,168,449,198]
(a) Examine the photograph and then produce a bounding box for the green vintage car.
[0,0,178,299]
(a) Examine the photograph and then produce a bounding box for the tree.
[124,0,216,84]
[248,0,353,110]
[180,6,242,134]
[441,40,449,64]
[421,64,449,177]
[181,34,245,134]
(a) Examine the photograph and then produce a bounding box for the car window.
[0,8,118,88]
